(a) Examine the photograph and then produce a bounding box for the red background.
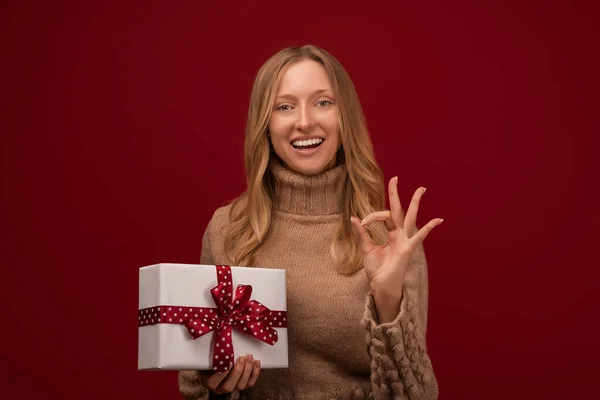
[1,1,599,399]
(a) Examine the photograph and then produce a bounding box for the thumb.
[350,217,376,255]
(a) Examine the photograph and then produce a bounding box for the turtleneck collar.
[269,158,344,216]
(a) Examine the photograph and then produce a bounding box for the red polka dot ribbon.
[138,265,287,372]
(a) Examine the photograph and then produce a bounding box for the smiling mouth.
[291,138,325,150]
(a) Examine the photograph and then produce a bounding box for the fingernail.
[247,354,253,363]
[360,219,366,226]
[422,187,427,195]
[254,360,260,368]
[439,218,444,223]
[239,356,246,365]
[394,176,398,184]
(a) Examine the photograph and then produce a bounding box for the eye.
[316,100,332,107]
[276,104,292,111]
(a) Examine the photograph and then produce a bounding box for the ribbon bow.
[183,265,282,372]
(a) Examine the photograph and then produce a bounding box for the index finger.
[350,217,377,255]
[388,176,405,228]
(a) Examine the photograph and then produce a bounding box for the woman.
[179,44,443,399]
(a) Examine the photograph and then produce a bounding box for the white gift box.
[138,263,288,370]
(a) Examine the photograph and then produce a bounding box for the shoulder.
[200,203,235,265]
[205,203,234,239]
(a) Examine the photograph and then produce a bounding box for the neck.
[269,159,344,215]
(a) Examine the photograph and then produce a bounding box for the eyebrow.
[274,89,334,101]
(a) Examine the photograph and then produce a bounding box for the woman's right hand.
[200,354,261,394]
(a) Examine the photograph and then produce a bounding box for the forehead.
[275,59,332,95]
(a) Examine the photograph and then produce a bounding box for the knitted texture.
[178,161,438,399]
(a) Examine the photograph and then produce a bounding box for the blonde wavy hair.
[224,44,387,274]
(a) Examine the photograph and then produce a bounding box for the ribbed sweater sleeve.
[362,241,439,400]
[179,370,209,400]
[178,213,217,400]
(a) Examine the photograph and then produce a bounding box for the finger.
[217,356,246,393]
[350,217,377,254]
[201,369,229,392]
[246,359,261,387]
[409,218,443,245]
[361,210,395,231]
[235,354,254,390]
[388,177,405,228]
[404,187,426,237]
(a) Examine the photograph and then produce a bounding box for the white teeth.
[292,138,324,147]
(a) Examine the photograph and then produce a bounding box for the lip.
[289,136,325,144]
[289,138,325,157]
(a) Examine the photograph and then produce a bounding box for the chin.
[297,167,325,176]
[289,159,336,176]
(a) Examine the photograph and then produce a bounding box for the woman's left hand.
[350,177,443,314]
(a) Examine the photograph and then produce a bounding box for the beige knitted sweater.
[178,161,438,399]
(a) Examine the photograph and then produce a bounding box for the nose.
[294,105,315,131]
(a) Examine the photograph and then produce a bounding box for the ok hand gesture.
[350,177,443,321]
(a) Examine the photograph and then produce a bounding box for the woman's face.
[268,59,341,176]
